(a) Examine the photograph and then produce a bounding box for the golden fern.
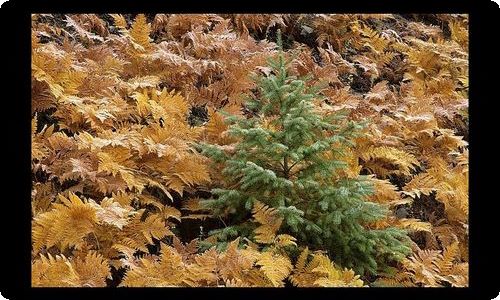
[256,251,293,287]
[360,146,419,177]
[32,192,98,253]
[129,14,153,52]
[204,107,236,145]
[120,238,292,287]
[32,251,110,287]
[375,241,467,287]
[289,248,365,287]
[251,201,284,244]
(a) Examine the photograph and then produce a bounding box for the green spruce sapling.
[198,36,411,275]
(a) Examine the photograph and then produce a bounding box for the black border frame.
[1,0,497,299]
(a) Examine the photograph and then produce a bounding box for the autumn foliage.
[31,14,468,287]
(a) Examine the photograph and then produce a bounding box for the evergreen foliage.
[199,38,412,275]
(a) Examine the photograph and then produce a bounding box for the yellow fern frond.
[294,247,310,271]
[129,14,152,52]
[32,192,97,252]
[205,107,233,145]
[141,214,174,244]
[252,201,283,244]
[72,251,111,287]
[256,252,293,287]
[110,14,128,31]
[435,241,459,274]
[448,20,468,49]
[403,172,437,198]
[397,218,433,233]
[119,212,172,252]
[32,251,109,287]
[309,253,364,287]
[120,245,187,287]
[32,253,79,287]
[163,155,210,196]
[361,146,419,177]
[290,251,364,287]
[368,176,400,204]
[373,276,415,287]
[274,234,297,248]
[155,88,190,120]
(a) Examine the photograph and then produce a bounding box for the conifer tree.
[198,38,411,275]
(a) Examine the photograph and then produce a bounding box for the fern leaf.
[274,234,297,247]
[32,251,109,287]
[397,218,433,233]
[32,192,97,252]
[252,201,283,244]
[90,197,134,229]
[361,146,419,177]
[435,241,459,274]
[129,14,152,52]
[110,14,128,31]
[256,252,292,287]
